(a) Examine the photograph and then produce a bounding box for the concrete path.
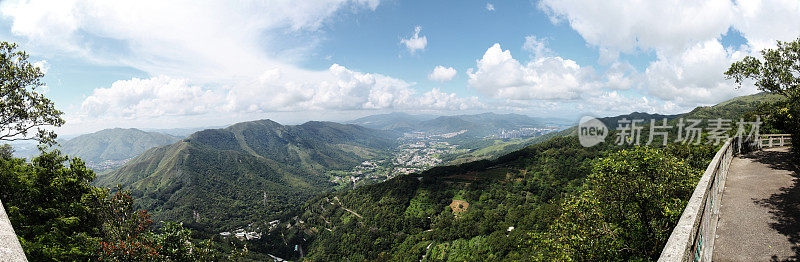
[715,147,800,261]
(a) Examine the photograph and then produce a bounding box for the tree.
[726,37,800,100]
[1,42,64,146]
[725,37,800,156]
[547,147,700,261]
[0,144,13,159]
[0,151,103,260]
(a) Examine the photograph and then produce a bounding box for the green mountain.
[57,128,181,171]
[96,120,399,232]
[682,92,784,119]
[252,92,781,260]
[597,112,681,130]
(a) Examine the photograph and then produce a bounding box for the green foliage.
[98,192,244,262]
[1,144,13,159]
[548,147,701,261]
[0,150,243,261]
[0,150,102,261]
[0,42,64,146]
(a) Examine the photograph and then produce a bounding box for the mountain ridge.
[96,119,400,232]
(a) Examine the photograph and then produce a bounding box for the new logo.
[579,116,608,147]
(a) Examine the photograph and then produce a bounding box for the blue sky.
[1,0,797,135]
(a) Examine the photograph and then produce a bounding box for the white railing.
[758,134,792,148]
[659,139,733,262]
[0,200,28,261]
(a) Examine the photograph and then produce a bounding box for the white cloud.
[428,66,457,82]
[644,40,757,106]
[538,0,800,56]
[33,60,49,74]
[486,3,495,11]
[467,43,595,100]
[578,91,679,116]
[0,0,480,127]
[400,26,427,54]
[539,0,736,58]
[537,0,800,106]
[733,0,800,51]
[228,64,482,111]
[1,1,484,124]
[0,0,383,81]
[603,61,638,90]
[522,36,552,59]
[81,64,482,120]
[81,76,220,119]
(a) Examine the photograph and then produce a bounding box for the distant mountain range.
[349,112,566,138]
[9,128,182,171]
[96,120,399,232]
[142,125,228,137]
[598,112,681,130]
[59,128,182,170]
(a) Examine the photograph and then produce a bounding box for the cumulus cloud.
[467,43,595,100]
[486,3,495,11]
[428,66,457,82]
[229,64,482,111]
[538,0,800,106]
[82,64,482,119]
[400,26,427,54]
[644,40,757,106]
[539,0,736,58]
[732,0,800,51]
[81,76,220,119]
[603,61,638,90]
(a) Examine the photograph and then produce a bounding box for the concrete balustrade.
[0,200,27,261]
[659,139,733,262]
[759,134,792,148]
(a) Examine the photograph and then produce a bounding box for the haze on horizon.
[1,0,798,135]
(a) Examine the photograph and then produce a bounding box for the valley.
[323,115,566,190]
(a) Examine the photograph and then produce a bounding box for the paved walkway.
[715,147,800,261]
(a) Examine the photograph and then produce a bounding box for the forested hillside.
[97,120,399,232]
[248,92,780,260]
[254,136,718,260]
